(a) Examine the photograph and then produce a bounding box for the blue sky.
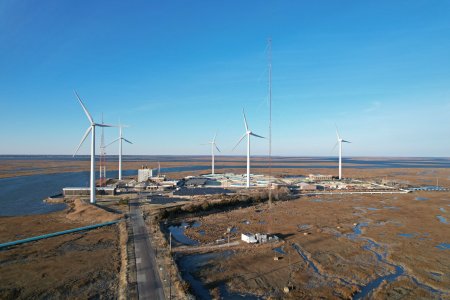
[0,1,449,156]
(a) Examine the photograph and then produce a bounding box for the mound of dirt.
[66,199,122,223]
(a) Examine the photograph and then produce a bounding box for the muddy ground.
[0,199,126,299]
[161,167,450,299]
[177,192,449,299]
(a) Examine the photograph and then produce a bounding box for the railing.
[0,220,120,249]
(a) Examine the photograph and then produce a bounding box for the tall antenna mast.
[268,38,273,208]
[99,113,106,187]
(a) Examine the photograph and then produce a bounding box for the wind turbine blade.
[242,109,249,131]
[74,90,94,124]
[73,126,92,156]
[96,123,115,127]
[215,144,221,152]
[232,133,247,151]
[250,132,265,139]
[335,123,341,140]
[123,138,133,144]
[105,137,120,148]
[342,140,351,143]
[331,141,339,153]
[213,131,217,143]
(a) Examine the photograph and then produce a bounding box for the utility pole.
[288,245,292,290]
[169,269,172,300]
[168,232,172,299]
[268,37,272,209]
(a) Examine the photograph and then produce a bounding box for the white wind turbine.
[332,125,351,180]
[233,109,265,188]
[73,91,114,204]
[106,123,132,181]
[203,132,221,175]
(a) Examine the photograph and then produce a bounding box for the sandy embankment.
[65,198,122,223]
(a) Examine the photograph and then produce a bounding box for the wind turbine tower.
[106,123,132,180]
[204,132,221,175]
[233,109,265,188]
[99,114,107,186]
[73,91,114,204]
[334,125,351,180]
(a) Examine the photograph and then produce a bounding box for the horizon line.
[0,154,449,159]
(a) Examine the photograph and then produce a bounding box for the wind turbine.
[333,125,351,180]
[73,91,114,204]
[203,132,221,175]
[233,109,265,188]
[106,123,132,180]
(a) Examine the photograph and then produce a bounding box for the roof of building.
[184,178,208,186]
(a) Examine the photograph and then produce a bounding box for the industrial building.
[309,174,333,181]
[298,182,317,191]
[201,173,279,188]
[138,167,157,182]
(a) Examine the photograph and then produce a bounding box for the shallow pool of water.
[436,216,448,224]
[415,197,429,201]
[192,221,201,228]
[352,233,404,299]
[298,224,312,231]
[430,271,442,277]
[291,243,320,274]
[176,251,262,299]
[398,233,415,238]
[310,199,322,202]
[435,243,450,250]
[168,222,199,246]
[273,246,286,255]
[353,264,404,300]
[348,222,368,240]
